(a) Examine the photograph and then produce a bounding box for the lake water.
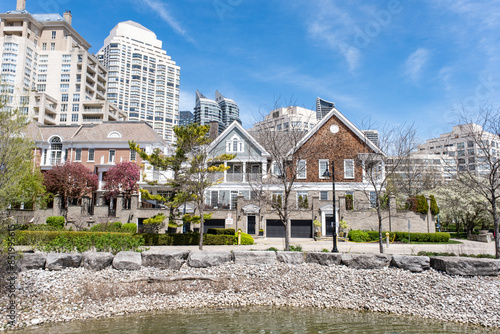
[15,307,499,334]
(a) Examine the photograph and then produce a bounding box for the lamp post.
[322,160,338,253]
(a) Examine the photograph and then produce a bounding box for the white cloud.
[178,89,195,112]
[139,0,196,44]
[403,48,430,82]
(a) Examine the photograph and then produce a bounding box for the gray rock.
[187,251,233,268]
[20,253,46,271]
[341,253,391,269]
[46,253,82,271]
[141,250,190,270]
[82,252,114,271]
[391,255,430,272]
[112,251,142,270]
[430,256,500,276]
[305,252,342,266]
[233,251,276,265]
[276,251,304,264]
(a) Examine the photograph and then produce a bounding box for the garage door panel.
[203,219,225,233]
[266,219,285,238]
[291,220,312,238]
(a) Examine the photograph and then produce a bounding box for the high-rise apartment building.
[316,97,335,120]
[97,21,180,143]
[0,0,124,124]
[252,106,317,132]
[194,90,240,133]
[178,110,193,126]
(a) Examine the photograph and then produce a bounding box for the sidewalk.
[151,237,496,255]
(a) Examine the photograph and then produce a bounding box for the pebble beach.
[1,261,500,331]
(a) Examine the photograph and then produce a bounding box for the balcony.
[247,173,263,182]
[226,173,243,182]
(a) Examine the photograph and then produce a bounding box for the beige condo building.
[0,0,125,124]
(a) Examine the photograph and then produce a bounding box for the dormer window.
[226,135,244,153]
[107,131,122,139]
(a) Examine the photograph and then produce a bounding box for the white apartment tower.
[0,0,124,124]
[97,21,180,143]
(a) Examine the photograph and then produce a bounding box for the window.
[71,114,78,122]
[61,104,68,112]
[50,137,62,165]
[62,54,71,62]
[88,148,95,161]
[38,74,46,82]
[320,191,328,201]
[297,191,308,208]
[272,162,283,177]
[319,160,329,179]
[457,142,465,149]
[230,190,239,209]
[130,149,136,161]
[344,159,355,179]
[60,84,69,92]
[109,150,115,163]
[226,135,244,153]
[297,160,306,179]
[72,104,79,112]
[62,64,71,72]
[61,74,70,82]
[59,114,67,122]
[36,84,46,92]
[345,191,354,210]
[50,43,55,51]
[73,94,80,102]
[61,94,68,102]
[467,141,474,148]
[42,42,47,50]
[75,148,82,161]
[369,191,377,208]
[271,191,283,206]
[51,31,56,39]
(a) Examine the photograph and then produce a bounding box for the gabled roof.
[208,121,270,157]
[287,107,385,156]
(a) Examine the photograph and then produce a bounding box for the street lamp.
[322,160,338,253]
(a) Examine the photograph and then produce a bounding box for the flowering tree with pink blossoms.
[103,161,141,209]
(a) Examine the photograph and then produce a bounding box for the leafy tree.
[103,161,140,208]
[43,162,98,209]
[131,123,234,250]
[451,108,500,257]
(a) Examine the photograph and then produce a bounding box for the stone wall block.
[341,253,391,269]
[233,251,276,265]
[187,251,233,268]
[113,251,142,270]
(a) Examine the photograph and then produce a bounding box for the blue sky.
[3,0,500,141]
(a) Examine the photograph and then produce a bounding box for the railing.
[226,173,243,182]
[83,108,103,112]
[247,173,263,182]
[208,172,224,182]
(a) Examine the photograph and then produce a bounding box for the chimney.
[16,0,26,11]
[63,10,72,26]
[208,121,219,141]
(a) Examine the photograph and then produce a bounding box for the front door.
[325,215,333,236]
[247,215,256,235]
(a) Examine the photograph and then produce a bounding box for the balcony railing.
[226,173,243,182]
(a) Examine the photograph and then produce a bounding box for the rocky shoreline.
[1,261,500,331]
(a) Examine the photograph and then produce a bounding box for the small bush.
[205,234,236,245]
[321,248,330,252]
[288,244,303,252]
[266,247,278,252]
[46,216,65,229]
[26,224,62,231]
[238,232,254,245]
[122,223,137,233]
[429,195,439,215]
[348,230,370,242]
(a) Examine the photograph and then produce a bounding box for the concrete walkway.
[150,237,497,255]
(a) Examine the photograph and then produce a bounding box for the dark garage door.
[204,219,225,233]
[291,220,312,238]
[266,219,285,238]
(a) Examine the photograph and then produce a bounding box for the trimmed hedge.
[238,232,254,245]
[207,228,235,235]
[90,222,137,234]
[11,231,144,254]
[46,216,65,229]
[348,230,450,243]
[140,233,236,246]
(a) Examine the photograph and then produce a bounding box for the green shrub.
[238,232,254,245]
[266,247,278,252]
[46,216,65,229]
[26,224,62,231]
[204,234,236,245]
[416,195,429,214]
[321,248,330,252]
[207,228,235,235]
[122,223,137,233]
[348,230,370,242]
[429,195,439,215]
[394,232,450,243]
[289,244,302,252]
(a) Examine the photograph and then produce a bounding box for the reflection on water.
[15,307,500,334]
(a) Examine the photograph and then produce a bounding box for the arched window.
[50,136,62,165]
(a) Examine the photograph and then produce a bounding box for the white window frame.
[319,159,329,179]
[296,191,308,208]
[297,160,307,179]
[75,148,82,161]
[344,159,355,179]
[225,134,244,153]
[109,149,115,163]
[88,148,95,162]
[320,191,329,201]
[130,149,136,161]
[271,161,283,177]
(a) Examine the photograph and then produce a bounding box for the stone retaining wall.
[18,251,500,276]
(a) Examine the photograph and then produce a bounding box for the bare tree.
[453,106,500,258]
[357,123,419,253]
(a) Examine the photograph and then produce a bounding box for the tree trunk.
[492,199,499,259]
[377,198,384,254]
[284,217,290,251]
[199,202,204,251]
